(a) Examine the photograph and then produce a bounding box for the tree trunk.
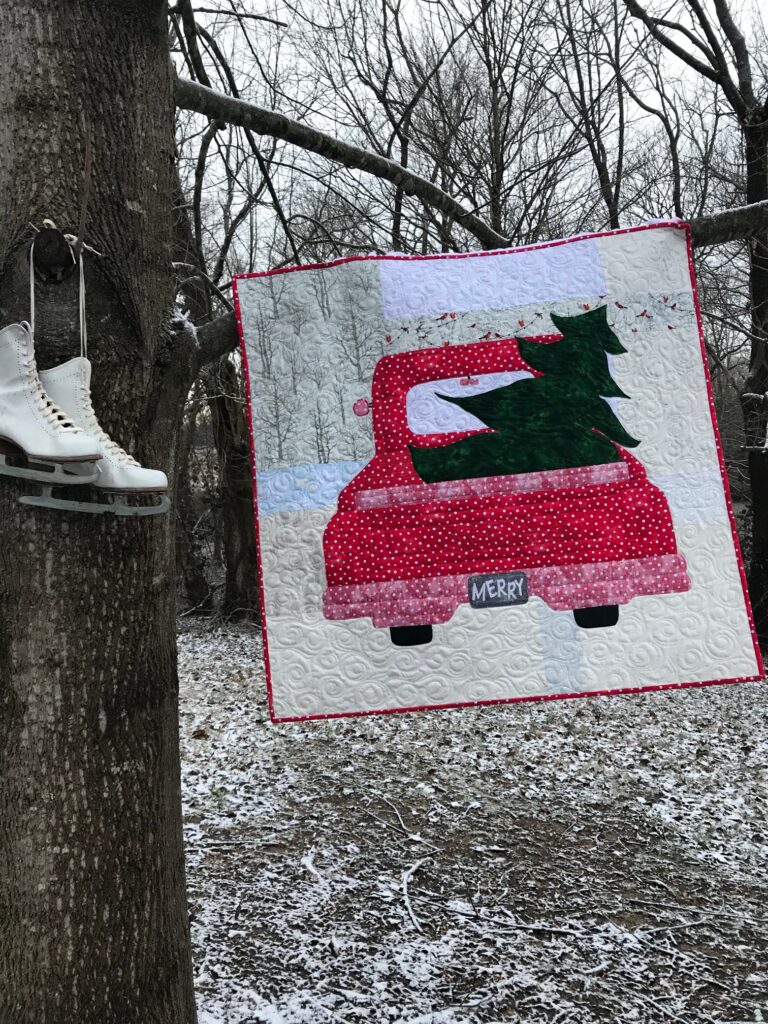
[740,122,768,646]
[208,357,260,621]
[0,3,197,1022]
[176,393,215,614]
[172,173,215,617]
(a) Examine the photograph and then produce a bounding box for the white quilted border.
[233,223,764,722]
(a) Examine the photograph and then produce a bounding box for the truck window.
[405,370,533,435]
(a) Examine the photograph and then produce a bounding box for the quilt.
[233,222,764,722]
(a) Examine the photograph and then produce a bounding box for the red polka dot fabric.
[323,335,689,625]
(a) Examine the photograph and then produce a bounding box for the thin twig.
[189,6,288,26]
[401,858,429,932]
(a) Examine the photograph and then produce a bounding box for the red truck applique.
[323,308,690,646]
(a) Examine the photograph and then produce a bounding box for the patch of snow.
[180,623,768,1023]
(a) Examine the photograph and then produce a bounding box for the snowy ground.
[179,624,768,1024]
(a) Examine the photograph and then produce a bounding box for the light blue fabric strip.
[257,460,367,516]
[650,471,729,526]
[257,463,730,522]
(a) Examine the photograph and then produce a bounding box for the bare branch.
[193,120,220,284]
[210,194,257,285]
[690,200,768,247]
[711,0,756,109]
[622,0,746,117]
[194,25,302,264]
[178,0,212,87]
[623,0,718,79]
[644,14,718,65]
[686,0,741,99]
[173,261,234,311]
[189,6,288,26]
[196,309,240,371]
[174,76,510,250]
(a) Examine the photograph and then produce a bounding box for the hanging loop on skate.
[77,246,87,361]
[29,229,89,360]
[28,229,77,336]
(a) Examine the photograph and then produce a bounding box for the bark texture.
[208,357,259,620]
[172,174,215,615]
[0,3,197,1022]
[176,393,214,615]
[690,199,768,247]
[739,122,768,645]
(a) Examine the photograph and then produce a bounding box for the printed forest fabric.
[233,223,763,722]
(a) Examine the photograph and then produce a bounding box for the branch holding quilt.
[175,75,768,259]
[193,201,768,369]
[173,77,510,253]
[178,73,768,368]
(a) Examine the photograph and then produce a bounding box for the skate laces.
[75,259,140,467]
[81,399,142,468]
[75,251,142,468]
[79,388,141,467]
[29,235,140,464]
[19,322,82,433]
[28,233,144,464]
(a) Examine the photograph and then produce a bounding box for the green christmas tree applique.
[410,305,639,484]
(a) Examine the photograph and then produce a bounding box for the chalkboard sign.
[468,571,528,609]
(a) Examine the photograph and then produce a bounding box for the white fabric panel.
[379,239,606,318]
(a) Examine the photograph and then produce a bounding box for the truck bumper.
[323,553,691,627]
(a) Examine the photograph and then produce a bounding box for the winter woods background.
[2,4,764,1023]
[172,0,762,620]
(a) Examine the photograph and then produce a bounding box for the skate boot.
[37,357,170,517]
[0,321,102,507]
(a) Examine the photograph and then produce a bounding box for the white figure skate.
[19,240,170,517]
[0,321,102,508]
[37,356,170,517]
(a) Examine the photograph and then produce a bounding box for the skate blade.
[19,494,111,514]
[110,494,172,517]
[19,492,171,516]
[0,454,101,486]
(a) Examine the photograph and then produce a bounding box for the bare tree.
[0,5,198,1020]
[623,0,768,638]
[312,399,334,462]
[5,2,768,1021]
[336,271,383,381]
[552,0,632,229]
[208,356,259,619]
